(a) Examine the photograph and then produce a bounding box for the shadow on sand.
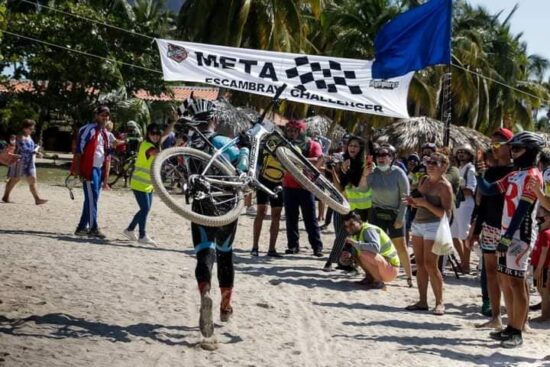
[0,313,242,347]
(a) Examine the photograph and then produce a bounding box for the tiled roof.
[0,80,219,101]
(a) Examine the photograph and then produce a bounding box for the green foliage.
[0,99,40,135]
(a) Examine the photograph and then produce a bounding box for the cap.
[95,105,110,115]
[493,128,513,141]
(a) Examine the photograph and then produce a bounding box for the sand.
[1,183,549,367]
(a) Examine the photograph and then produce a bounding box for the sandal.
[405,303,429,311]
[406,277,413,288]
[433,304,445,316]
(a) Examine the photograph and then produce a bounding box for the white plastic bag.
[432,213,454,256]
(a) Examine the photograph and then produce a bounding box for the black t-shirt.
[473,164,515,234]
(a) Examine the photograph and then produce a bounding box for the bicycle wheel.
[275,146,350,214]
[151,147,244,227]
[109,155,123,186]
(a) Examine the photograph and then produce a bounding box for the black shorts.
[256,178,283,208]
[368,208,405,239]
[533,267,549,288]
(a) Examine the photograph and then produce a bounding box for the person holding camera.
[323,136,371,271]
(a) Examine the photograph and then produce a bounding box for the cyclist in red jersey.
[476,131,545,348]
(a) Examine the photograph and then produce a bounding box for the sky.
[467,0,550,61]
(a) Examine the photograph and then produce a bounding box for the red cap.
[493,128,513,141]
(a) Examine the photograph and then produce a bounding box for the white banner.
[156,39,413,118]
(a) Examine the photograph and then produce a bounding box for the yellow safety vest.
[130,141,155,193]
[353,222,400,267]
[345,185,372,210]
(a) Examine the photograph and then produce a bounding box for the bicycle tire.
[108,156,122,186]
[151,147,244,227]
[275,146,350,214]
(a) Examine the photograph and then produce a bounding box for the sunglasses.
[150,131,161,136]
[376,153,391,158]
[491,142,506,149]
[426,160,442,166]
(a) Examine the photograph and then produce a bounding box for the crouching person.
[342,211,400,290]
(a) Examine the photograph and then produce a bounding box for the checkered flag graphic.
[285,56,363,95]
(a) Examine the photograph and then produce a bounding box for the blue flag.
[372,0,451,79]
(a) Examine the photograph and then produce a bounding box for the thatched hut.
[372,117,491,156]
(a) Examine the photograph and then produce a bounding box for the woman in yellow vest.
[323,135,372,271]
[123,123,162,245]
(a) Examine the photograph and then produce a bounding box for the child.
[2,120,47,205]
[531,205,550,322]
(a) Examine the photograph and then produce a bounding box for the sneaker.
[313,250,323,258]
[481,300,492,317]
[266,250,283,258]
[199,292,214,338]
[122,229,138,241]
[490,327,512,341]
[501,333,523,348]
[250,249,259,257]
[246,206,257,216]
[285,247,299,254]
[88,228,106,239]
[74,227,88,236]
[138,235,157,246]
[220,307,233,322]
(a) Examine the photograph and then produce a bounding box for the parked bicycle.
[109,151,136,187]
[151,85,350,227]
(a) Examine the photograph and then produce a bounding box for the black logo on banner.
[167,44,188,63]
[285,57,363,95]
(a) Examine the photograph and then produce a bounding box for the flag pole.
[442,65,452,147]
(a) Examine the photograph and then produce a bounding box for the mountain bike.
[151,84,350,227]
[109,151,136,187]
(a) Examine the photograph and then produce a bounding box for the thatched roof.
[305,115,347,144]
[372,116,490,156]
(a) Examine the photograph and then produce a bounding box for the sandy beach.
[1,182,549,367]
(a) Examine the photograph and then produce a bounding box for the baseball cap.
[493,128,513,141]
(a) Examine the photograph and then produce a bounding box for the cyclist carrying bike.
[182,98,249,348]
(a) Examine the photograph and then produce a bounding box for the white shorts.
[411,221,439,241]
[451,197,475,240]
[497,239,533,278]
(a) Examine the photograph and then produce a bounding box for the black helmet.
[507,131,545,150]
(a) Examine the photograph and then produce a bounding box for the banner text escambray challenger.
[156,39,413,118]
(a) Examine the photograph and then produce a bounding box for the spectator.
[476,131,544,348]
[0,134,18,168]
[72,106,111,238]
[251,144,285,257]
[359,144,412,287]
[2,120,47,205]
[451,144,477,274]
[341,211,401,289]
[123,123,162,246]
[404,152,453,315]
[324,136,371,271]
[530,205,550,323]
[283,119,324,257]
[471,128,514,328]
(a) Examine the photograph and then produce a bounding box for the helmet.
[421,142,437,152]
[507,131,546,150]
[407,153,420,162]
[184,98,215,122]
[376,143,396,156]
[126,120,139,130]
[453,144,475,157]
